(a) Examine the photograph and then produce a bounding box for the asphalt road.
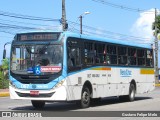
[0,87,160,120]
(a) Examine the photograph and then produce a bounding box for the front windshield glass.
[11,44,63,75]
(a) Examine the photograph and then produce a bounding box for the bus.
[4,31,155,108]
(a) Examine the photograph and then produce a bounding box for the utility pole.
[154,8,159,84]
[62,0,66,31]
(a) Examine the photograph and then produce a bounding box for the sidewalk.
[0,89,9,97]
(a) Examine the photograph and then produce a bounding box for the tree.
[1,58,9,78]
[0,71,5,89]
[152,15,160,35]
[2,59,9,70]
[0,59,9,89]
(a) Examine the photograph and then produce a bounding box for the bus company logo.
[120,69,132,77]
[32,84,37,89]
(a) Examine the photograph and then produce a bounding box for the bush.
[0,71,9,89]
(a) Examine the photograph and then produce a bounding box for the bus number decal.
[21,84,29,89]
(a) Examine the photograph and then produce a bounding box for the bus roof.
[64,31,152,49]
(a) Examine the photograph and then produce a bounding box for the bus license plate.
[30,91,39,96]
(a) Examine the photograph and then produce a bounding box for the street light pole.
[79,12,90,34]
[80,15,83,34]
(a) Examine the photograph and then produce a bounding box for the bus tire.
[119,83,136,102]
[128,83,136,102]
[80,86,91,108]
[31,100,45,109]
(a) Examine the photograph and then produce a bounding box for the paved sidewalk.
[0,89,9,97]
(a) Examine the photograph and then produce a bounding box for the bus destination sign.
[17,33,60,41]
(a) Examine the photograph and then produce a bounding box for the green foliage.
[1,58,9,70]
[0,72,3,89]
[0,58,9,89]
[0,71,9,89]
[152,15,160,34]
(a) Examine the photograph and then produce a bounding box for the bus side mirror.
[3,49,6,59]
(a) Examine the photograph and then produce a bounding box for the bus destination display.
[17,33,60,41]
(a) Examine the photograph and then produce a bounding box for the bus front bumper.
[9,85,67,101]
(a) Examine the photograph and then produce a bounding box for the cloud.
[131,9,160,68]
[130,8,156,42]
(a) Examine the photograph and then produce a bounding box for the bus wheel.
[119,83,136,102]
[31,100,45,109]
[80,86,91,108]
[128,83,136,102]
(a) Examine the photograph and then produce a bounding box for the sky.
[0,0,160,66]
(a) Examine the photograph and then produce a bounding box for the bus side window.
[84,42,94,64]
[67,40,82,72]
[118,46,127,65]
[146,50,153,67]
[95,43,106,64]
[128,48,137,65]
[137,49,145,66]
[107,45,117,65]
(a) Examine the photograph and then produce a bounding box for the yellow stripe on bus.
[91,67,111,71]
[140,69,154,74]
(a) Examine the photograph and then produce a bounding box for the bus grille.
[16,91,55,98]
[16,76,53,84]
[18,79,51,84]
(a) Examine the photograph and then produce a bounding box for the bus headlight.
[54,80,65,89]
[9,81,17,89]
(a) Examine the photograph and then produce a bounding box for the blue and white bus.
[5,31,155,108]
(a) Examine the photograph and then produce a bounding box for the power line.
[0,22,36,30]
[0,22,58,32]
[69,27,153,45]
[0,10,153,43]
[91,0,154,13]
[0,18,152,42]
[0,10,60,21]
[0,18,59,27]
[0,30,15,35]
[68,21,152,41]
[0,35,13,38]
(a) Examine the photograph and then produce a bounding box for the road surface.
[0,87,160,120]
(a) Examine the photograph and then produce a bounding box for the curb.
[155,84,160,87]
[0,92,10,97]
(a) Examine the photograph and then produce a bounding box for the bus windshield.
[11,44,63,75]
